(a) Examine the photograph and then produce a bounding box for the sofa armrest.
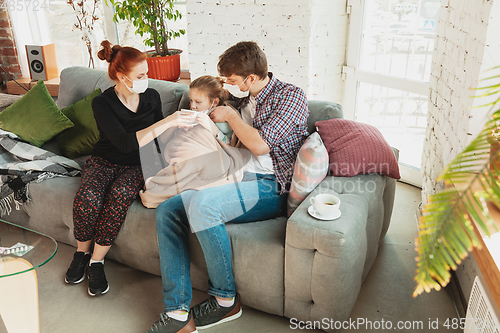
[284,179,369,327]
[286,192,368,257]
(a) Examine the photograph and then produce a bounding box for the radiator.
[465,276,500,333]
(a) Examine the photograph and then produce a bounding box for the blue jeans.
[155,172,287,312]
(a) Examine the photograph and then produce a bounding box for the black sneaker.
[192,294,242,330]
[147,312,198,333]
[87,262,109,296]
[65,251,91,284]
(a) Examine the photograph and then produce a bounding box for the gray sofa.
[4,66,397,332]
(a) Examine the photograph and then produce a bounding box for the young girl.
[184,75,235,145]
[139,75,250,208]
[158,75,240,166]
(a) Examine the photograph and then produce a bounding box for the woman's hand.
[166,110,196,131]
[137,110,195,147]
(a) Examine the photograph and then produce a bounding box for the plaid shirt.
[247,73,309,194]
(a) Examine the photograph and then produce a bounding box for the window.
[344,0,441,187]
[8,0,188,77]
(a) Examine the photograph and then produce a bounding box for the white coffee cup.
[310,194,341,218]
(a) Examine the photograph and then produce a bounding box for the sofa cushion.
[0,80,74,147]
[315,119,401,179]
[189,216,287,316]
[57,67,189,119]
[148,80,190,118]
[287,132,329,216]
[23,176,162,276]
[57,66,108,109]
[57,88,101,158]
[306,100,343,134]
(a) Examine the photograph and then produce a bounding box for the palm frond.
[471,67,500,109]
[413,70,500,297]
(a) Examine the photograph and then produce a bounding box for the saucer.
[308,205,341,221]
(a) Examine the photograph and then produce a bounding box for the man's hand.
[212,107,270,156]
[209,106,235,123]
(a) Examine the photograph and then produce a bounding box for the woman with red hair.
[64,40,188,296]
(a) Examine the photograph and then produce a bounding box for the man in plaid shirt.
[150,41,309,333]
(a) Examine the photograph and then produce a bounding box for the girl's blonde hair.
[189,75,226,106]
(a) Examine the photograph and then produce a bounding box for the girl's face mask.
[199,100,216,115]
[190,91,216,114]
[182,100,216,126]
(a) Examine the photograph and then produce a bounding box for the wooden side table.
[6,77,60,97]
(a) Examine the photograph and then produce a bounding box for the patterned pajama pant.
[73,156,144,246]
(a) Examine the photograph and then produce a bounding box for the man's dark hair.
[217,41,268,79]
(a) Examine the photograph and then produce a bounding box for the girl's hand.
[195,112,216,134]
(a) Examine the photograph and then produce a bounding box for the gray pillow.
[307,100,343,134]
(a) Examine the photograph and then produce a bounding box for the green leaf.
[105,0,185,51]
[414,71,500,297]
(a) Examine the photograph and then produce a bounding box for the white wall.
[468,0,500,139]
[421,0,496,305]
[455,0,500,306]
[186,0,347,103]
[309,0,347,103]
[421,0,493,201]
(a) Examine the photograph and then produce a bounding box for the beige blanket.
[139,124,251,208]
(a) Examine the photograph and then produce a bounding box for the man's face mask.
[224,76,251,98]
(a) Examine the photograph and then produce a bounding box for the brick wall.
[186,0,347,102]
[421,0,493,202]
[421,0,495,304]
[309,0,347,103]
[456,0,499,309]
[0,9,22,92]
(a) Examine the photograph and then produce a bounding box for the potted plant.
[106,0,186,81]
[413,66,500,297]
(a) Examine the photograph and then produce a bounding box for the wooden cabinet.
[6,77,60,97]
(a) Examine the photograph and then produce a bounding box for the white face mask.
[124,75,148,94]
[201,101,216,115]
[191,100,216,114]
[224,76,251,98]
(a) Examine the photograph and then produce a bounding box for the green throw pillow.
[0,80,74,147]
[56,88,101,158]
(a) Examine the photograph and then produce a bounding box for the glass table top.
[0,219,58,278]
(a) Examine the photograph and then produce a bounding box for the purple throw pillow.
[315,119,400,179]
